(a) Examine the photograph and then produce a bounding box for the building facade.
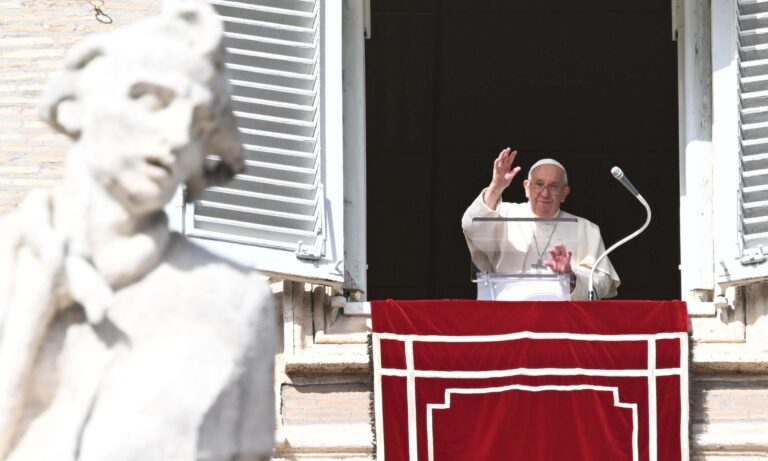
[1,0,768,459]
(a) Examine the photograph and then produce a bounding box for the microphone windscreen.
[611,166,624,180]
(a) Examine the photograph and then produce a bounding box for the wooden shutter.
[714,0,768,285]
[738,0,768,265]
[179,0,346,283]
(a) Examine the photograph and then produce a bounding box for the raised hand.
[483,147,521,208]
[544,243,577,290]
[544,243,572,273]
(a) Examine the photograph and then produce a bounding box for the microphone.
[611,166,640,197]
[588,167,652,300]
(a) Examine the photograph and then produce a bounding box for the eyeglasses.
[530,181,565,195]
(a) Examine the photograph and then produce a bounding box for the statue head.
[39,1,244,216]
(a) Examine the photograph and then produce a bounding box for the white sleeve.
[461,189,500,231]
[571,220,620,300]
[571,218,621,300]
[461,189,503,274]
[571,266,615,301]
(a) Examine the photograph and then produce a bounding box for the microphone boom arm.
[587,172,652,300]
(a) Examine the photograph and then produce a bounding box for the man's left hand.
[544,243,576,290]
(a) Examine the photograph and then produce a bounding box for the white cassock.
[461,189,621,300]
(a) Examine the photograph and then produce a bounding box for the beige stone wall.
[282,381,371,427]
[0,0,160,213]
[276,282,373,460]
[689,283,768,458]
[4,2,768,459]
[691,374,768,459]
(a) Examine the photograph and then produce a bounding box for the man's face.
[523,164,571,217]
[72,49,220,215]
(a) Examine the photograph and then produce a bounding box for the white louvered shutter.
[714,0,768,285]
[168,0,346,283]
[738,0,768,261]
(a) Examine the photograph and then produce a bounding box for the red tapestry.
[371,300,689,461]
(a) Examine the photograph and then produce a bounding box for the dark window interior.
[365,0,680,300]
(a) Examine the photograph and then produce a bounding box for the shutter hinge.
[295,241,322,260]
[671,0,681,41]
[329,290,368,322]
[363,0,371,39]
[295,184,326,261]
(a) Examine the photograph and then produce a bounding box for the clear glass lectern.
[467,217,578,301]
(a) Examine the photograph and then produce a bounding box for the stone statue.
[0,3,276,460]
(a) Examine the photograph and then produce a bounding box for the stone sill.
[274,424,373,456]
[344,301,724,318]
[692,343,768,372]
[285,352,370,374]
